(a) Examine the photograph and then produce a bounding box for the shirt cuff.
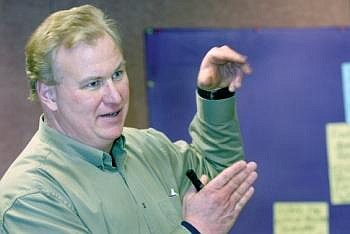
[196,91,236,125]
[181,221,201,234]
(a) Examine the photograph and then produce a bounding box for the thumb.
[200,175,209,185]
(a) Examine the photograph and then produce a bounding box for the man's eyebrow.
[115,60,127,70]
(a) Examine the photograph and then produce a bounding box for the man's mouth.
[100,110,121,118]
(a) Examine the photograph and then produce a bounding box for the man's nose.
[102,79,122,103]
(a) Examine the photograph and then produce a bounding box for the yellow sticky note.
[326,123,350,205]
[274,202,329,234]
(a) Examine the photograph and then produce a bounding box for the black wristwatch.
[197,86,235,100]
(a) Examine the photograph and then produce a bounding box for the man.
[0,5,257,234]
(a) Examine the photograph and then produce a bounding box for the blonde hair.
[25,4,122,101]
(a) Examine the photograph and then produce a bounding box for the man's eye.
[112,70,124,81]
[85,80,102,89]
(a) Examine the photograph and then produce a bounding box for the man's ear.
[36,81,58,111]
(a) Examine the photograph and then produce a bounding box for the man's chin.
[103,128,123,140]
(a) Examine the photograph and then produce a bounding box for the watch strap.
[197,87,234,100]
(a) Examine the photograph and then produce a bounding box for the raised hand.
[197,45,252,92]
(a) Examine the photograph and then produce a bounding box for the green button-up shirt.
[0,94,244,233]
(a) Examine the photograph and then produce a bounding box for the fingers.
[221,161,257,195]
[213,161,257,190]
[227,60,253,92]
[229,69,243,92]
[208,46,252,74]
[242,63,252,74]
[231,186,255,220]
[206,161,257,209]
[229,169,258,205]
[209,160,248,189]
[216,167,257,224]
[207,45,247,65]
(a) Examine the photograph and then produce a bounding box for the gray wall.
[1,0,349,177]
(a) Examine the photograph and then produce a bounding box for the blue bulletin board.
[145,28,349,234]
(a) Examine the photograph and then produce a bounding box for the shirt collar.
[38,114,126,171]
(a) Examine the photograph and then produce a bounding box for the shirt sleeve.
[189,92,244,170]
[144,92,244,199]
[1,191,90,234]
[176,93,244,195]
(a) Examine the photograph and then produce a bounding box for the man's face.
[48,34,129,151]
